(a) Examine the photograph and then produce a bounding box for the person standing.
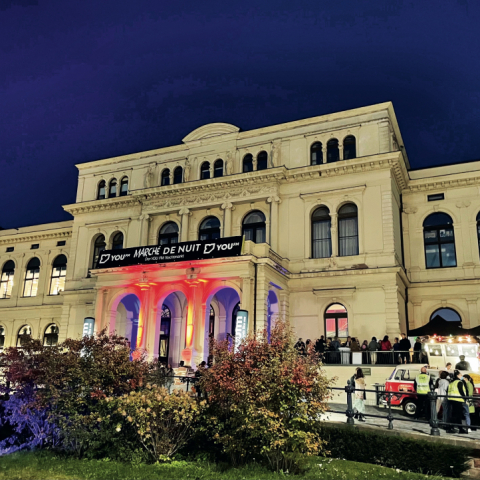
[368,337,378,365]
[393,337,401,364]
[165,363,174,393]
[399,333,411,364]
[380,335,392,364]
[442,363,454,380]
[435,371,450,426]
[463,374,477,431]
[361,340,369,364]
[455,355,472,371]
[413,337,422,363]
[294,338,306,356]
[353,368,366,422]
[414,366,433,420]
[332,336,341,364]
[446,370,468,434]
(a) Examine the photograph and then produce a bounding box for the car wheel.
[403,400,416,417]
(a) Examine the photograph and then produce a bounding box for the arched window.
[43,323,59,346]
[312,207,331,258]
[343,135,356,160]
[159,304,171,364]
[0,260,15,299]
[112,232,124,250]
[199,216,221,241]
[326,139,339,163]
[325,304,348,339]
[17,325,32,347]
[173,166,183,184]
[158,222,179,245]
[214,159,224,178]
[311,142,323,165]
[243,154,253,173]
[477,212,480,258]
[242,210,266,244]
[338,203,358,256]
[200,162,210,180]
[161,169,170,186]
[423,212,456,268]
[430,308,461,323]
[120,177,129,196]
[97,180,106,200]
[23,258,40,297]
[108,178,117,197]
[257,151,268,171]
[0,326,5,350]
[92,235,106,268]
[50,255,67,295]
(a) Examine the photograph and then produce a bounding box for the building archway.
[267,290,279,341]
[114,293,141,353]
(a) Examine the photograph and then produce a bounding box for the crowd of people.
[294,333,425,364]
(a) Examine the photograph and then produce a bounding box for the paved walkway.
[322,403,480,444]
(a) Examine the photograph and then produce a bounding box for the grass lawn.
[0,452,452,480]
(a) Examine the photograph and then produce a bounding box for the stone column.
[252,156,257,171]
[279,291,290,322]
[338,142,344,161]
[145,304,158,360]
[179,208,191,242]
[182,280,204,367]
[383,285,402,338]
[209,163,214,179]
[267,195,281,253]
[330,213,338,257]
[138,214,150,246]
[466,298,478,329]
[240,274,254,332]
[135,286,152,354]
[221,202,234,237]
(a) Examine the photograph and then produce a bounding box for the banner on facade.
[82,317,95,336]
[95,236,243,269]
[234,309,249,352]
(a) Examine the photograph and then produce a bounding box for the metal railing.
[328,381,479,437]
[319,350,426,366]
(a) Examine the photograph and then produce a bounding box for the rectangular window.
[0,272,14,298]
[338,217,359,256]
[312,221,332,258]
[325,318,336,338]
[50,265,67,295]
[23,269,40,297]
[56,241,66,246]
[6,247,14,252]
[425,245,440,268]
[31,244,39,250]
[440,244,457,267]
[427,193,445,202]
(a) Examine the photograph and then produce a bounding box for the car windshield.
[402,370,420,380]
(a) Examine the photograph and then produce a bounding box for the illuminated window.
[338,203,358,256]
[311,142,323,165]
[312,207,331,258]
[201,162,210,180]
[199,216,220,241]
[343,135,356,160]
[327,139,339,163]
[97,180,106,200]
[112,232,124,250]
[49,255,67,295]
[120,177,129,196]
[108,178,117,197]
[43,324,59,346]
[161,169,170,186]
[0,260,15,299]
[325,304,348,338]
[17,325,32,347]
[243,154,253,173]
[158,304,171,364]
[92,235,106,268]
[423,213,456,268]
[0,326,4,349]
[242,211,266,243]
[158,222,179,245]
[173,166,183,184]
[214,159,224,178]
[23,258,40,297]
[257,151,268,171]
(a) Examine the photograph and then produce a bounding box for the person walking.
[455,355,472,371]
[414,366,433,420]
[353,368,367,422]
[435,371,450,426]
[446,370,468,434]
[399,333,411,364]
[368,337,378,365]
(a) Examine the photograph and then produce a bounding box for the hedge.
[316,424,473,478]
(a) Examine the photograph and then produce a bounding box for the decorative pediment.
[182,123,240,143]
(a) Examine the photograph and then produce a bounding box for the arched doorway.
[267,290,279,341]
[114,293,141,353]
[325,303,348,340]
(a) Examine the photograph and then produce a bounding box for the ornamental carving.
[403,206,418,214]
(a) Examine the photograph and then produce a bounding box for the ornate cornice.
[0,230,72,246]
[63,197,141,216]
[404,175,480,194]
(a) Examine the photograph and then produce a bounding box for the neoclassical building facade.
[1,102,479,366]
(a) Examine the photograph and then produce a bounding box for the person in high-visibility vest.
[446,370,468,434]
[414,366,433,420]
[463,374,476,431]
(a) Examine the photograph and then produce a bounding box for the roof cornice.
[0,229,72,246]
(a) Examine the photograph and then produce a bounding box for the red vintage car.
[383,367,480,417]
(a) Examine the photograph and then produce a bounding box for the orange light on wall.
[185,305,194,348]
[136,309,144,349]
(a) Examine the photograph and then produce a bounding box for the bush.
[114,385,204,461]
[198,319,333,470]
[316,424,472,478]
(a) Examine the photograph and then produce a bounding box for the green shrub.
[316,424,472,478]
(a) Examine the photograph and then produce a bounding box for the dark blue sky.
[1,0,479,229]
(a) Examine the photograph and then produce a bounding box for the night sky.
[1,0,479,230]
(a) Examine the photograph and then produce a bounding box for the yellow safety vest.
[415,373,430,395]
[448,380,464,402]
[466,381,475,413]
